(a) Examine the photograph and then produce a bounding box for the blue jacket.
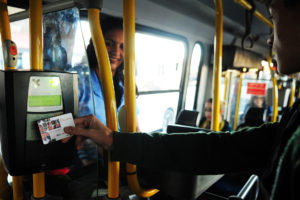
[78,68,125,126]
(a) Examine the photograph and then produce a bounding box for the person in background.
[236,107,265,130]
[199,98,232,131]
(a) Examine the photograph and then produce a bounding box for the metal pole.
[32,173,45,199]
[29,0,45,198]
[234,0,273,28]
[88,8,120,198]
[123,0,159,197]
[289,75,296,107]
[224,71,228,102]
[29,0,43,71]
[0,0,14,70]
[0,1,23,199]
[268,53,278,122]
[234,73,243,130]
[212,0,223,131]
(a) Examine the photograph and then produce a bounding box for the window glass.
[135,32,185,92]
[185,43,202,110]
[135,32,186,132]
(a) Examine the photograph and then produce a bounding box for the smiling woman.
[81,17,139,127]
[77,17,140,169]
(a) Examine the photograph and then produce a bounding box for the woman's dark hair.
[207,98,213,104]
[86,16,138,108]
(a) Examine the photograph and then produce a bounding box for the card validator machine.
[0,71,78,175]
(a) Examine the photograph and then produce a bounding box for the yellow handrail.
[0,0,10,43]
[224,71,228,101]
[268,53,278,122]
[0,1,23,199]
[234,0,274,28]
[234,73,243,130]
[0,0,14,70]
[29,0,45,198]
[123,0,159,197]
[88,8,120,198]
[212,0,223,131]
[289,75,296,107]
[29,0,43,71]
[12,177,23,200]
[32,173,45,199]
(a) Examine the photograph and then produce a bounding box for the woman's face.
[204,102,212,121]
[104,29,124,76]
[254,96,264,108]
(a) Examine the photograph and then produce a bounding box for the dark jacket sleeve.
[111,122,280,175]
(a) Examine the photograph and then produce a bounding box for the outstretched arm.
[64,115,113,150]
[65,116,280,174]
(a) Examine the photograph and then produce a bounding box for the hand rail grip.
[234,0,273,28]
[123,0,159,197]
[88,8,120,198]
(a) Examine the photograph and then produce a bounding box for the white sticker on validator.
[37,113,75,145]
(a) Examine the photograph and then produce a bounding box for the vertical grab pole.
[224,71,228,101]
[212,0,223,131]
[268,52,278,122]
[0,0,13,70]
[32,173,45,199]
[289,75,296,107]
[123,0,159,197]
[88,8,120,198]
[0,0,23,199]
[29,0,45,198]
[29,0,43,71]
[234,73,243,130]
[12,177,23,200]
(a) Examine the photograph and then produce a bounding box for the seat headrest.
[176,110,200,127]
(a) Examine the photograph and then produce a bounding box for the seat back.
[176,110,200,127]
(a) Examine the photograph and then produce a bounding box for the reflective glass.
[185,43,202,110]
[135,32,185,92]
[135,32,186,132]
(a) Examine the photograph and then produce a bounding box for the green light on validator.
[28,95,62,107]
[50,77,60,88]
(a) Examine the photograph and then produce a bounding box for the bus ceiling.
[8,0,271,55]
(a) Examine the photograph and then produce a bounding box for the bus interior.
[0,0,299,200]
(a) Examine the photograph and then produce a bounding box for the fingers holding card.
[37,113,75,145]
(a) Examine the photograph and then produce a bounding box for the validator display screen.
[27,76,63,112]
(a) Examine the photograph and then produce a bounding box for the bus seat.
[167,124,207,133]
[138,160,222,200]
[237,107,265,130]
[176,110,201,127]
[137,124,221,199]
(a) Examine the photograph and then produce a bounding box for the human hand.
[64,115,113,150]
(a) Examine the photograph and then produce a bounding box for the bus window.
[135,32,186,132]
[185,43,202,110]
